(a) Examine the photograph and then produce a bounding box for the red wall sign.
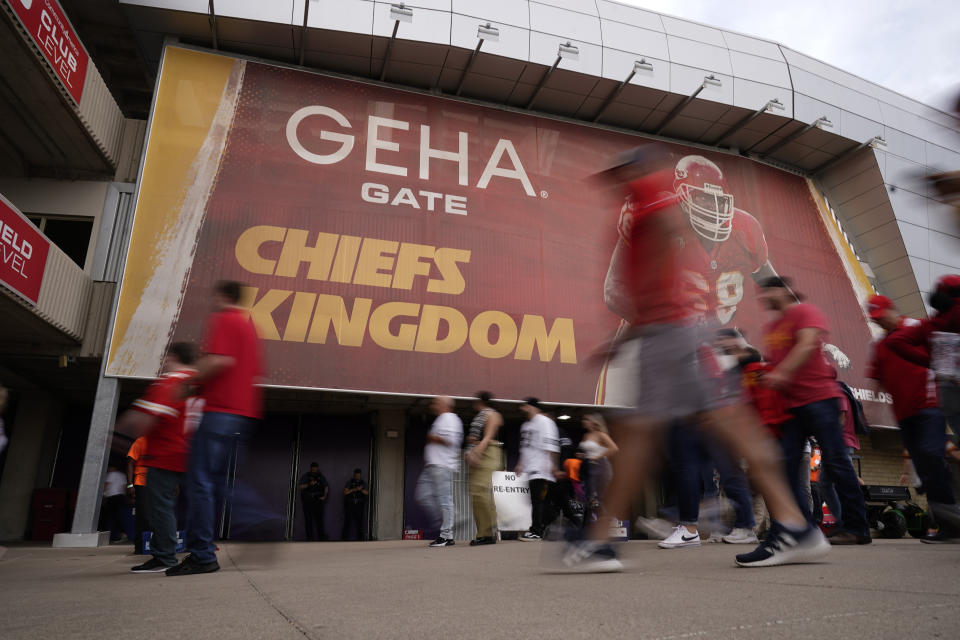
[5,0,89,104]
[0,194,50,305]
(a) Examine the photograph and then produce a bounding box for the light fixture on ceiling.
[478,22,500,42]
[593,58,654,123]
[868,136,887,148]
[634,58,653,72]
[558,41,580,61]
[814,116,834,129]
[380,4,413,81]
[702,74,722,88]
[526,41,579,109]
[557,414,571,420]
[456,23,500,96]
[389,2,413,22]
[711,97,786,147]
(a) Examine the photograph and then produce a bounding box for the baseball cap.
[934,274,960,293]
[865,294,894,320]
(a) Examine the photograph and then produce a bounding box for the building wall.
[0,178,108,274]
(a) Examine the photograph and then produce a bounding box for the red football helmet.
[673,155,734,242]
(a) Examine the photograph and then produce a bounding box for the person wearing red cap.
[885,275,960,445]
[867,293,960,542]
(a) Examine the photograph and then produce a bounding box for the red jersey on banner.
[763,303,841,409]
[131,370,198,472]
[742,361,790,432]
[867,317,938,422]
[619,193,768,326]
[201,308,263,419]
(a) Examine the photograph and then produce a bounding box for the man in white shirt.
[416,396,463,547]
[516,397,560,541]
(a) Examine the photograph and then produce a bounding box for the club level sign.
[0,194,50,305]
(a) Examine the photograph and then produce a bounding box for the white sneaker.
[519,531,542,542]
[634,517,674,540]
[658,525,701,549]
[723,527,759,544]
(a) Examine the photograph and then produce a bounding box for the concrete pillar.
[373,408,406,541]
[0,391,63,541]
[52,376,118,547]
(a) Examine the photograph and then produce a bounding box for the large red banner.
[109,48,891,421]
[5,0,89,104]
[0,193,50,305]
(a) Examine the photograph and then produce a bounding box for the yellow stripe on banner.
[807,180,875,300]
[108,47,238,373]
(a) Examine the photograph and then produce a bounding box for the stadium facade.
[0,0,957,545]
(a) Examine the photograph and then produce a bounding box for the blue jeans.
[815,446,853,524]
[185,412,252,564]
[781,398,869,536]
[900,409,955,506]
[146,467,182,566]
[669,422,755,529]
[415,465,455,539]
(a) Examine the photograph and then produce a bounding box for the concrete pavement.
[0,538,957,639]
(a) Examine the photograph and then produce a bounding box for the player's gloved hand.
[823,343,851,369]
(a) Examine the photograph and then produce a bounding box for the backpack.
[838,381,870,436]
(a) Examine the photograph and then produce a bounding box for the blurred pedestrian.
[516,398,560,541]
[100,464,127,542]
[167,280,262,577]
[416,396,463,548]
[126,436,149,553]
[557,148,826,572]
[465,392,503,546]
[126,342,199,572]
[579,413,617,524]
[867,293,960,541]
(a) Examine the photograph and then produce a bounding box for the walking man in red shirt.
[758,277,871,545]
[117,342,199,572]
[557,147,828,571]
[167,281,263,577]
[866,294,960,541]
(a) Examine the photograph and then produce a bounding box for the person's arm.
[343,483,353,496]
[360,482,369,496]
[425,432,450,445]
[191,354,236,385]
[472,411,502,458]
[884,322,933,367]
[604,239,636,322]
[125,456,136,498]
[597,432,619,458]
[297,475,310,491]
[765,328,824,390]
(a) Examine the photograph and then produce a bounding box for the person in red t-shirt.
[559,147,826,572]
[117,342,198,573]
[168,280,263,577]
[758,276,870,545]
[865,294,960,542]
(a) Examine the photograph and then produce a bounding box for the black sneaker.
[428,537,455,547]
[130,557,172,573]
[165,554,220,576]
[920,531,959,544]
[735,522,830,568]
[469,536,496,546]
[519,532,542,541]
